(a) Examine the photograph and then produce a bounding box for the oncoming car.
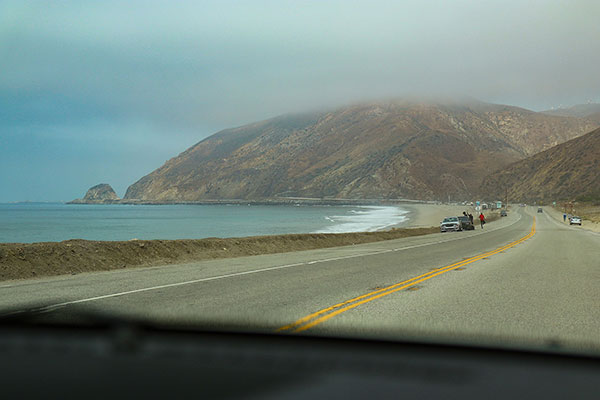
[569,216,582,225]
[440,217,462,232]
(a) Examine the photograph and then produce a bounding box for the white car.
[440,217,462,232]
[569,216,582,225]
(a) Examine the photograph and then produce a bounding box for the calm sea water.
[0,203,409,243]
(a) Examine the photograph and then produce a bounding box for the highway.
[2,207,599,351]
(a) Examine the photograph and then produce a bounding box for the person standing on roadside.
[479,212,485,229]
[469,213,474,226]
[563,213,567,222]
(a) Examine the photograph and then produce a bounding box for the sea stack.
[69,183,120,204]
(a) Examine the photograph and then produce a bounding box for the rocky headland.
[69,183,120,204]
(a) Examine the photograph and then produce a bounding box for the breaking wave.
[314,206,409,233]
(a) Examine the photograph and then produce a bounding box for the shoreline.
[66,198,432,206]
[0,203,484,244]
[5,199,469,244]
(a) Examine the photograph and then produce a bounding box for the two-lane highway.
[306,207,600,351]
[2,207,598,351]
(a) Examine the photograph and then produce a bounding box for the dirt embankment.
[0,227,437,282]
[578,204,600,223]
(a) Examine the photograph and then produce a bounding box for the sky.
[1,0,599,202]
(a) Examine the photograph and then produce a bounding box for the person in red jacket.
[479,213,486,229]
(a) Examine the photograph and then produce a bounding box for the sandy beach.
[401,203,482,228]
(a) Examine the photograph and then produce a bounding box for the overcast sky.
[1,0,599,201]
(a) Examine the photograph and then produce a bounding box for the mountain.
[124,100,598,201]
[480,127,600,202]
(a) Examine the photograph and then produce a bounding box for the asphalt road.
[2,207,599,352]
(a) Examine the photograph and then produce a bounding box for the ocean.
[0,203,410,243]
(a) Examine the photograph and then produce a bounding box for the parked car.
[537,207,543,213]
[458,216,475,230]
[440,217,462,232]
[569,216,582,225]
[500,210,508,217]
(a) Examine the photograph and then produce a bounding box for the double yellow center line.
[277,217,536,333]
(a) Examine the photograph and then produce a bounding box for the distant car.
[458,216,475,230]
[537,207,543,213]
[440,217,462,232]
[569,216,582,225]
[500,210,507,217]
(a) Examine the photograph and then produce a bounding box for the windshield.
[2,1,600,358]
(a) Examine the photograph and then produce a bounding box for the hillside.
[124,100,597,201]
[586,111,600,125]
[480,127,600,202]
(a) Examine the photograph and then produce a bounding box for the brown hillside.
[124,100,597,201]
[480,127,600,202]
